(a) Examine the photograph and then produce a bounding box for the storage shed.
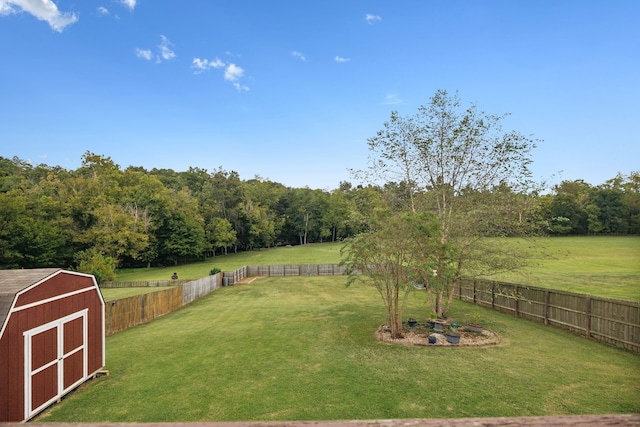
[0,269,105,422]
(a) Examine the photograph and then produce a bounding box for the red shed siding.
[0,271,104,422]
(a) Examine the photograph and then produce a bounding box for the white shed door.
[23,310,88,420]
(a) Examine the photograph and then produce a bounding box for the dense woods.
[0,152,638,273]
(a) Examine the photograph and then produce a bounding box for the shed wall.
[0,273,104,422]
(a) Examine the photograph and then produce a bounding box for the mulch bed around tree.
[376,324,501,347]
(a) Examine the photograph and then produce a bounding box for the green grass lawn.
[115,242,344,282]
[100,286,175,302]
[115,237,640,301]
[487,236,640,301]
[36,276,640,422]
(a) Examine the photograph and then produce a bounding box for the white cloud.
[224,63,249,91]
[365,13,381,24]
[0,2,13,14]
[120,0,135,11]
[192,57,225,73]
[193,53,249,91]
[158,35,175,61]
[291,51,306,61]
[135,35,176,63]
[224,63,243,81]
[0,0,78,32]
[135,48,152,60]
[382,93,403,105]
[334,56,350,63]
[97,6,109,15]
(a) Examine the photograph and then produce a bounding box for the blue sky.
[1,1,638,190]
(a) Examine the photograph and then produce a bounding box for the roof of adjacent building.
[0,268,61,337]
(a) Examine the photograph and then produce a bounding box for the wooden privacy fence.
[223,264,347,284]
[104,274,221,335]
[457,278,640,353]
[101,279,192,288]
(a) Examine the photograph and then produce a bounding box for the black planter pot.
[466,324,483,333]
[445,332,461,344]
[428,335,437,345]
[407,318,417,327]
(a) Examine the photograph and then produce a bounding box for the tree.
[361,90,540,317]
[74,247,117,284]
[206,217,237,255]
[159,189,206,265]
[341,211,443,338]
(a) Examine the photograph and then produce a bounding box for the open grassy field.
[114,237,640,301]
[100,286,174,302]
[37,276,640,422]
[115,242,343,281]
[487,236,640,301]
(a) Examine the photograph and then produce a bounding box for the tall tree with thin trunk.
[362,90,540,318]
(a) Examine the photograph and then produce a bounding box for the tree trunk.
[436,291,444,318]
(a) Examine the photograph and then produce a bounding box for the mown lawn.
[37,276,640,422]
[100,286,174,302]
[114,242,344,282]
[487,236,640,301]
[114,237,640,301]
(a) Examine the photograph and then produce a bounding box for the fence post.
[544,290,550,325]
[473,280,477,304]
[514,285,519,318]
[491,282,496,309]
[585,296,592,338]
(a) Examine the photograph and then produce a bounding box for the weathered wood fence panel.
[105,286,183,335]
[101,279,191,288]
[240,264,346,283]
[183,274,221,304]
[457,278,640,353]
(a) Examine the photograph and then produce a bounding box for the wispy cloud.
[0,0,78,32]
[135,48,152,60]
[97,6,109,15]
[135,35,176,63]
[193,55,249,91]
[120,0,136,11]
[382,93,403,105]
[334,56,350,63]
[291,51,306,61]
[365,13,382,24]
[158,35,175,61]
[192,57,225,73]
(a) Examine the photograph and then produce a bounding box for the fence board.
[105,286,183,335]
[183,274,220,304]
[457,278,640,353]
[101,279,190,288]
[284,265,300,276]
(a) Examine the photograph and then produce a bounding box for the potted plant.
[466,313,483,333]
[445,330,461,344]
[426,312,437,328]
[407,317,418,327]
[431,317,446,332]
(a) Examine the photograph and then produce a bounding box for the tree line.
[1,99,638,285]
[0,154,637,274]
